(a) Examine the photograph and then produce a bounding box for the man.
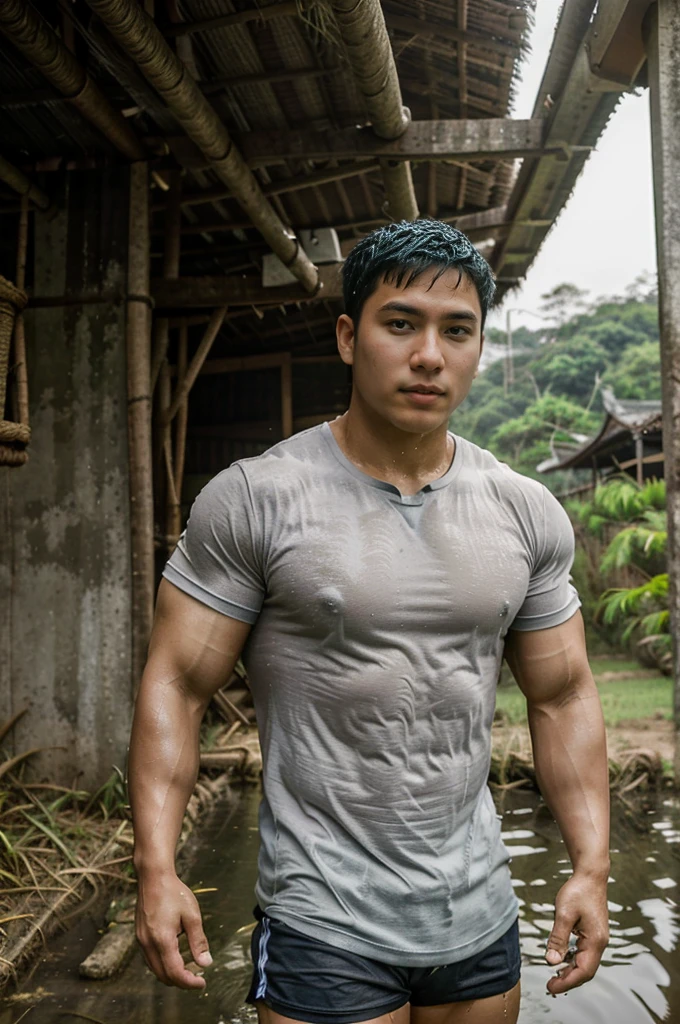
[130,220,610,1024]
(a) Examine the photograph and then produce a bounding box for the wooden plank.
[238,119,546,166]
[152,264,343,309]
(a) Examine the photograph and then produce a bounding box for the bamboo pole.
[0,152,50,211]
[126,162,154,692]
[150,173,182,392]
[0,0,145,162]
[328,0,419,221]
[163,307,228,425]
[85,0,319,293]
[13,196,29,426]
[166,321,188,550]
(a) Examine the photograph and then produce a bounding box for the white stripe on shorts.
[255,917,272,1000]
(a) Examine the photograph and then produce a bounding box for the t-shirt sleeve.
[509,485,582,632]
[162,464,265,624]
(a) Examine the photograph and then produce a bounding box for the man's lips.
[400,385,446,395]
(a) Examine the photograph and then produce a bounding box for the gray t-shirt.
[163,422,581,966]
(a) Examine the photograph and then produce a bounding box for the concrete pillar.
[0,169,134,789]
[646,0,680,784]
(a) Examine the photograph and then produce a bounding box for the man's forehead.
[374,266,482,316]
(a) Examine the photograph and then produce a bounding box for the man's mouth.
[401,385,446,395]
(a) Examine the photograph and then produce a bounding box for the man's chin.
[387,408,453,435]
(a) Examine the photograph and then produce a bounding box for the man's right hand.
[135,868,213,989]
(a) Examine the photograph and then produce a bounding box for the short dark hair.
[342,219,495,328]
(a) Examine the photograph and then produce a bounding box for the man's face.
[336,267,484,434]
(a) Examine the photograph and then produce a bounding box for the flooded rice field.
[1,785,678,1024]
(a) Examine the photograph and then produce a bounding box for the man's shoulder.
[456,433,546,507]
[226,423,331,489]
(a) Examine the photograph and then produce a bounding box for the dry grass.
[0,712,257,992]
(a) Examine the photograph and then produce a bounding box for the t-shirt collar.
[321,420,465,505]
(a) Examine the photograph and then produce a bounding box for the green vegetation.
[496,669,672,728]
[568,476,670,673]
[452,277,661,483]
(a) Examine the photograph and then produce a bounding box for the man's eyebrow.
[377,301,478,323]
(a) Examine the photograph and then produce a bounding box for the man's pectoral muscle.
[129,579,252,990]
[503,610,610,995]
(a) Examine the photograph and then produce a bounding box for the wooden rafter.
[239,119,545,166]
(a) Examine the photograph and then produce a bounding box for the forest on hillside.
[451,274,662,491]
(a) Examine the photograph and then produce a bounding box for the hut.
[0,0,677,787]
[537,387,664,485]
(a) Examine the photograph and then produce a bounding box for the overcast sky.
[486,1,658,331]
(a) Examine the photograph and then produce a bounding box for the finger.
[547,946,602,995]
[157,934,207,990]
[183,909,212,969]
[545,909,577,966]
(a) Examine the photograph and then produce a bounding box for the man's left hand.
[544,873,609,995]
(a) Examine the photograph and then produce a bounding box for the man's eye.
[389,319,411,330]
[447,326,468,337]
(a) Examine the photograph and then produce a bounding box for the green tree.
[488,394,599,478]
[540,283,589,326]
[602,339,661,400]
[532,334,608,402]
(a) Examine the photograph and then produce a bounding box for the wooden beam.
[0,152,50,211]
[152,264,343,309]
[163,306,228,421]
[200,67,336,95]
[388,12,519,57]
[164,0,298,37]
[171,161,380,210]
[238,119,546,166]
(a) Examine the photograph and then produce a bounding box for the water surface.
[2,785,678,1023]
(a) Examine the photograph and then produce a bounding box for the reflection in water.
[0,789,678,1023]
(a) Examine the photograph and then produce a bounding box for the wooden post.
[163,307,227,425]
[126,161,154,692]
[168,320,188,549]
[634,433,644,487]
[646,0,680,785]
[281,352,293,438]
[152,173,181,553]
[13,195,29,425]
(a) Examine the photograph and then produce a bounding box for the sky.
[486,0,658,331]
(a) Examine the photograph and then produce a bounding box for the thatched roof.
[0,0,534,357]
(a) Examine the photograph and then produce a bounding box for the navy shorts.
[246,909,521,1023]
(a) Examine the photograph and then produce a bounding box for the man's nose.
[412,328,445,370]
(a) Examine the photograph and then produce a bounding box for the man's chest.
[260,492,533,641]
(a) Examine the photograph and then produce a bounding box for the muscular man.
[130,220,610,1024]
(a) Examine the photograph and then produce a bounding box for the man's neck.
[329,404,454,497]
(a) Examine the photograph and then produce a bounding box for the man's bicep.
[146,578,253,704]
[503,609,592,705]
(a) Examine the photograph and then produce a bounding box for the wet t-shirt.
[163,422,581,966]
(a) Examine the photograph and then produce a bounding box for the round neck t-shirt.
[163,422,581,966]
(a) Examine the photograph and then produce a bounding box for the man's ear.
[336,313,355,366]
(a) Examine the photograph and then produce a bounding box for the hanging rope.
[0,274,29,467]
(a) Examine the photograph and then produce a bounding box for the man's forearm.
[129,670,206,874]
[528,679,610,877]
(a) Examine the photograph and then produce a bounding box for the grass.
[496,668,673,728]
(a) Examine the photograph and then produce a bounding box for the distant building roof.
[537,387,663,474]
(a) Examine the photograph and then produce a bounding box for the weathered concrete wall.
[0,169,133,789]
